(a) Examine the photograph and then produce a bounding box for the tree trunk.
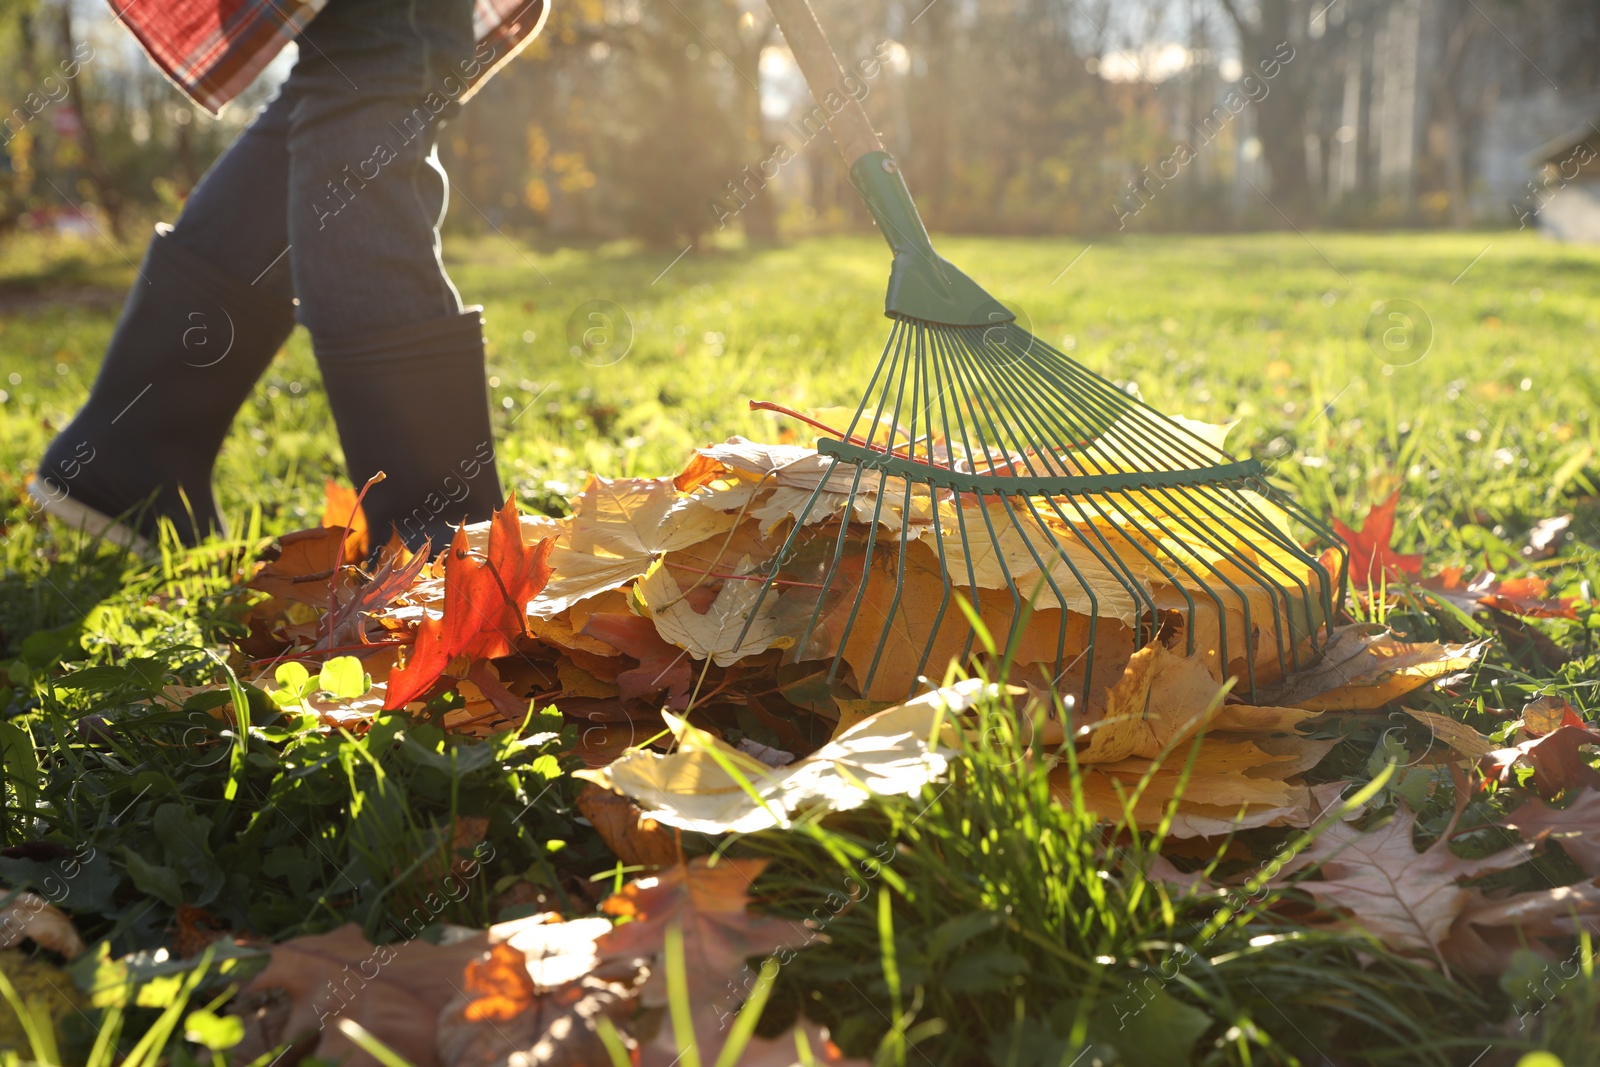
[57,4,124,241]
[1219,0,1313,220]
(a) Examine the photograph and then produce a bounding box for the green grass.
[2,227,1599,1064]
[6,229,1599,535]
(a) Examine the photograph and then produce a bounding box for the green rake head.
[750,0,1349,707]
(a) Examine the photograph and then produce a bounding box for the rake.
[741,0,1347,706]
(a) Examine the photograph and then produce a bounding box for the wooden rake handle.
[766,0,885,163]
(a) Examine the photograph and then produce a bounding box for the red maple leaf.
[385,496,555,710]
[1334,490,1424,585]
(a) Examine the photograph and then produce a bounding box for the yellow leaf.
[516,476,737,619]
[1402,707,1496,761]
[1077,641,1229,763]
[557,659,618,699]
[635,557,796,667]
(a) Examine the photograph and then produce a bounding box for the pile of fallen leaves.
[199,434,1600,1061]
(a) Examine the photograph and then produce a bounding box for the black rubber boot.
[32,227,297,548]
[314,309,503,551]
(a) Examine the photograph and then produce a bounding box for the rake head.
[740,314,1347,707]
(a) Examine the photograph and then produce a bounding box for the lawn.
[1,227,1599,1065]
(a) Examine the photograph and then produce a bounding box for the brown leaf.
[815,538,1135,703]
[580,612,693,706]
[577,782,680,868]
[1523,695,1586,736]
[1523,514,1573,561]
[0,890,85,958]
[459,942,537,1023]
[1419,568,1578,620]
[1401,707,1496,761]
[1056,736,1330,838]
[232,924,490,1067]
[1076,642,1221,763]
[1504,788,1600,875]
[1443,881,1600,975]
[528,476,737,618]
[317,534,432,650]
[1255,625,1485,712]
[596,857,811,1006]
[439,973,637,1067]
[1481,724,1600,800]
[1287,808,1532,965]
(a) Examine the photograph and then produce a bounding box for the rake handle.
[766,0,884,163]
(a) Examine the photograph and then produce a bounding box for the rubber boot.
[314,309,503,551]
[31,227,297,549]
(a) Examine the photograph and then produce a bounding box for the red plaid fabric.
[108,0,549,114]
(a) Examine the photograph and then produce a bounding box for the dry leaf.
[317,538,431,651]
[1287,808,1532,964]
[1255,626,1485,712]
[596,857,811,1006]
[1402,707,1496,761]
[1419,568,1579,620]
[320,478,371,563]
[0,891,85,958]
[575,683,968,834]
[1334,490,1423,585]
[1503,789,1600,875]
[386,496,554,709]
[1522,695,1586,736]
[1077,642,1229,763]
[1482,723,1600,800]
[637,557,796,667]
[1057,736,1332,838]
[579,613,692,706]
[1443,881,1600,974]
[249,525,351,607]
[439,972,637,1067]
[232,924,490,1067]
[436,913,634,1067]
[576,782,680,868]
[527,476,737,618]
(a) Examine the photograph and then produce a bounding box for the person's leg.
[32,94,298,547]
[278,0,503,548]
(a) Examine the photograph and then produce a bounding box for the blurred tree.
[593,0,746,247]
[1216,0,1316,217]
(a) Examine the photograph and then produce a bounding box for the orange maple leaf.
[320,479,370,565]
[1333,490,1424,585]
[248,525,350,607]
[1419,568,1579,620]
[385,496,555,710]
